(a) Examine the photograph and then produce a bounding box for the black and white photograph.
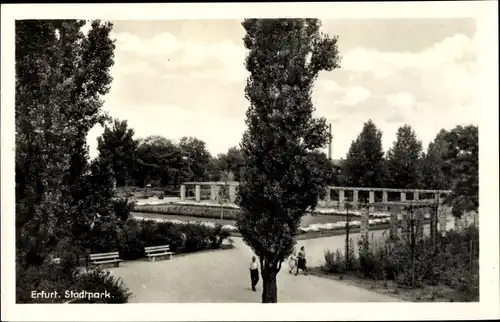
[1,2,498,321]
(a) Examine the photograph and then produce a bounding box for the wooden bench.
[144,245,174,262]
[89,252,123,267]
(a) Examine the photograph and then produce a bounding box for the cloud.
[87,102,245,159]
[343,86,372,106]
[341,33,476,77]
[317,80,372,106]
[93,24,478,161]
[112,32,247,70]
[387,92,416,109]
[112,32,181,56]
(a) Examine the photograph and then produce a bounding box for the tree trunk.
[261,267,278,303]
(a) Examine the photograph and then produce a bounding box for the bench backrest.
[90,252,120,260]
[144,245,170,253]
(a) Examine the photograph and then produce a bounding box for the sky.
[85,18,478,160]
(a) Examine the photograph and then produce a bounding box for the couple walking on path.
[248,246,308,291]
[288,246,308,275]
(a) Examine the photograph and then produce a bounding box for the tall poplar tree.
[236,18,340,303]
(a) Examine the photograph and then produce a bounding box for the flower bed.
[133,201,401,220]
[132,213,430,237]
[134,203,242,220]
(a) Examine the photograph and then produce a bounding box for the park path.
[109,232,403,303]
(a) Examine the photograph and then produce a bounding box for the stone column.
[324,187,331,205]
[180,185,186,201]
[195,185,201,202]
[210,184,218,201]
[360,207,370,238]
[400,209,409,238]
[338,190,345,211]
[430,204,437,243]
[229,184,237,203]
[382,190,388,211]
[438,205,449,235]
[413,191,419,201]
[400,191,406,202]
[369,191,375,212]
[390,211,398,239]
[415,208,424,241]
[353,190,359,210]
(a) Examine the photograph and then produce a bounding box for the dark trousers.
[250,269,259,291]
[296,258,307,274]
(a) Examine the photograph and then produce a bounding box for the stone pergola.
[178,182,458,235]
[180,181,239,203]
[179,183,451,210]
[323,186,452,211]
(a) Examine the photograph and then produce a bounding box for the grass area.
[308,267,474,302]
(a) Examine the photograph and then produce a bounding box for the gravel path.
[109,233,403,303]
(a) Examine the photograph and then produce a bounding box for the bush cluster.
[16,260,132,303]
[323,226,479,301]
[119,219,232,261]
[17,219,231,303]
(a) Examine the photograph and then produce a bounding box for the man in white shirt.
[249,256,259,291]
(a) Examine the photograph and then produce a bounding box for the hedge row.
[118,219,232,261]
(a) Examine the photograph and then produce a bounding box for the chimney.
[328,123,332,160]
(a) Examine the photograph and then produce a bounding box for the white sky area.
[84,19,478,159]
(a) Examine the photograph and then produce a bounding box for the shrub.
[72,267,132,303]
[16,260,131,303]
[324,225,479,300]
[323,249,346,273]
[346,238,357,271]
[118,220,232,259]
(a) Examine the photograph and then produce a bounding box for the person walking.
[249,256,260,291]
[288,252,297,274]
[295,246,308,275]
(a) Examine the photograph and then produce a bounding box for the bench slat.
[145,252,174,257]
[91,252,119,257]
[145,248,170,253]
[144,245,170,251]
[91,253,119,258]
[93,259,123,264]
[91,255,120,260]
[93,258,123,263]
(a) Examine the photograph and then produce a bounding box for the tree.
[422,129,451,190]
[386,125,424,189]
[134,136,183,187]
[344,120,388,188]
[442,125,478,217]
[15,20,116,266]
[206,156,223,182]
[179,136,212,182]
[97,119,138,187]
[236,18,340,303]
[218,146,245,181]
